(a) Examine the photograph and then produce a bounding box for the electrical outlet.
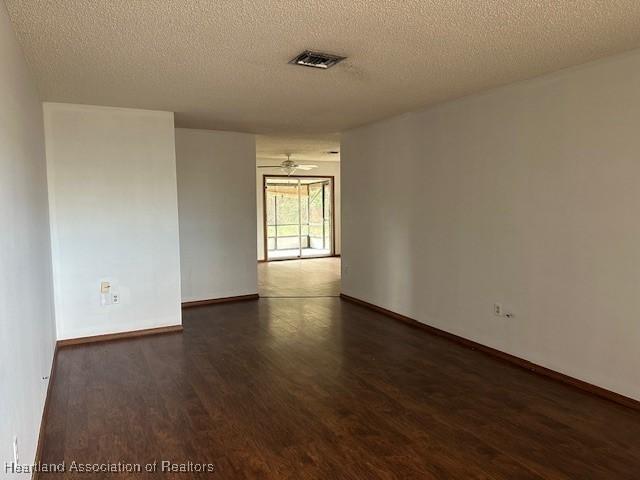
[112,293,120,304]
[13,436,19,465]
[493,303,503,316]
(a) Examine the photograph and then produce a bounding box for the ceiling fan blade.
[257,165,282,168]
[296,165,318,170]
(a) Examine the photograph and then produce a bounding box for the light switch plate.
[13,436,19,464]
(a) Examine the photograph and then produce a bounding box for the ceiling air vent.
[289,50,346,69]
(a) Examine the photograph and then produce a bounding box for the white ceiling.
[6,1,640,137]
[256,134,340,163]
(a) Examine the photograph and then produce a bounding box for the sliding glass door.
[307,180,332,257]
[265,176,333,261]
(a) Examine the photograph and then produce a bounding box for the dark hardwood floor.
[41,297,640,479]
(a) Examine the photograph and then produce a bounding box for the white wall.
[176,128,257,302]
[44,103,182,340]
[0,3,56,475]
[342,49,640,401]
[256,159,341,260]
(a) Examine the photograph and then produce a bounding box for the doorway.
[263,175,334,261]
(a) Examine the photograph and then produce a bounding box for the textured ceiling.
[256,134,340,162]
[6,1,640,134]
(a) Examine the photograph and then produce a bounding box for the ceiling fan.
[258,154,318,175]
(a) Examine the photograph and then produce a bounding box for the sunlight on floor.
[258,257,340,297]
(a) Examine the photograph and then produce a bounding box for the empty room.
[2,1,639,479]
